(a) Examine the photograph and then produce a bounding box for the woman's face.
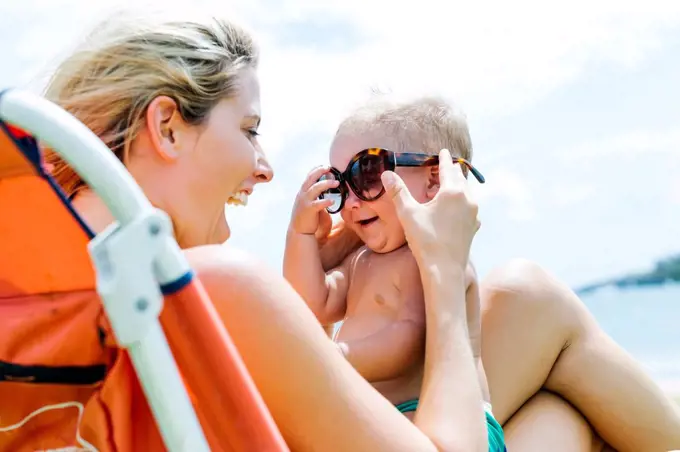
[131,67,273,247]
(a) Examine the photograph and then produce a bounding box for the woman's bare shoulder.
[183,244,272,286]
[181,244,309,321]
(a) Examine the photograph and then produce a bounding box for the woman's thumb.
[381,171,415,212]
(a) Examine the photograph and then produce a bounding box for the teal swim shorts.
[395,399,506,452]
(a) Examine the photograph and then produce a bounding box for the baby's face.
[329,131,435,253]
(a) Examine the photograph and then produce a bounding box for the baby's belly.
[336,311,424,406]
[372,368,424,406]
[335,311,395,342]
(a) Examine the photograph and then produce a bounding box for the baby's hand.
[290,166,339,235]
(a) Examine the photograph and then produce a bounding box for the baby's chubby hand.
[289,166,338,236]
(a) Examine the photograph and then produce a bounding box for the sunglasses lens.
[350,152,389,200]
[319,173,344,213]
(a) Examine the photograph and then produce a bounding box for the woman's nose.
[254,153,274,183]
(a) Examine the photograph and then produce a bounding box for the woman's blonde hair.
[44,12,258,197]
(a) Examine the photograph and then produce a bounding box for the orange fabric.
[162,281,288,451]
[0,296,165,451]
[0,123,287,451]
[0,132,95,297]
[0,290,106,451]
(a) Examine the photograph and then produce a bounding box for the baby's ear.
[425,165,440,200]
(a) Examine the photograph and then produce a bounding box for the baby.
[283,95,505,449]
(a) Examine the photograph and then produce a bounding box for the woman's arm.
[465,261,491,402]
[379,149,488,451]
[415,261,487,452]
[188,246,443,451]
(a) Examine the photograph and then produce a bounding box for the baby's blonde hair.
[43,11,258,197]
[336,93,473,162]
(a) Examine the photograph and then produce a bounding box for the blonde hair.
[336,94,473,162]
[43,13,258,197]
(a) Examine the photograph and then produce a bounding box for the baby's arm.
[337,257,426,382]
[283,230,351,325]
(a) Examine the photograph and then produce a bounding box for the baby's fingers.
[301,165,332,191]
[307,177,340,200]
[311,198,334,210]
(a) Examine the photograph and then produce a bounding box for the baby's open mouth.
[358,217,378,227]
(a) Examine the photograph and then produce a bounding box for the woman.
[44,14,487,452]
[43,12,679,452]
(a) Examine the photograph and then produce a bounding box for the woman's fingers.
[437,148,467,193]
[380,170,417,218]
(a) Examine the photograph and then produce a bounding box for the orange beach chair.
[0,88,289,452]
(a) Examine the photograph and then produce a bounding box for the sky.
[1,0,679,287]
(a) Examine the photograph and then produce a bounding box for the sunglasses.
[319,147,485,214]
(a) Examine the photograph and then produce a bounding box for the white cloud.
[559,127,680,160]
[251,0,680,144]
[6,0,680,160]
[671,180,680,206]
[472,168,537,221]
[553,126,680,209]
[550,184,596,208]
[2,0,679,280]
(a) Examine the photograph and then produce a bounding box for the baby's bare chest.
[345,251,414,314]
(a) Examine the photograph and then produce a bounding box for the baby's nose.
[343,187,361,209]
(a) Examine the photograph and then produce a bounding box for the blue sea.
[581,284,680,393]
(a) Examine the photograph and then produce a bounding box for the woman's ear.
[425,165,440,200]
[145,96,183,162]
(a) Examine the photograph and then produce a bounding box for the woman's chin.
[215,219,231,244]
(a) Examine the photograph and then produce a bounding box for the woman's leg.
[480,259,680,452]
[504,390,604,452]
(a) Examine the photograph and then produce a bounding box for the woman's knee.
[504,390,605,452]
[480,258,593,344]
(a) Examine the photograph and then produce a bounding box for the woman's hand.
[381,149,487,451]
[380,148,480,271]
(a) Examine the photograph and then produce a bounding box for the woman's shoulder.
[181,244,305,324]
[183,244,276,290]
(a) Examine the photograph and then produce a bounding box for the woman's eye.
[246,129,260,138]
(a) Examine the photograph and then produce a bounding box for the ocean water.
[580,284,680,393]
